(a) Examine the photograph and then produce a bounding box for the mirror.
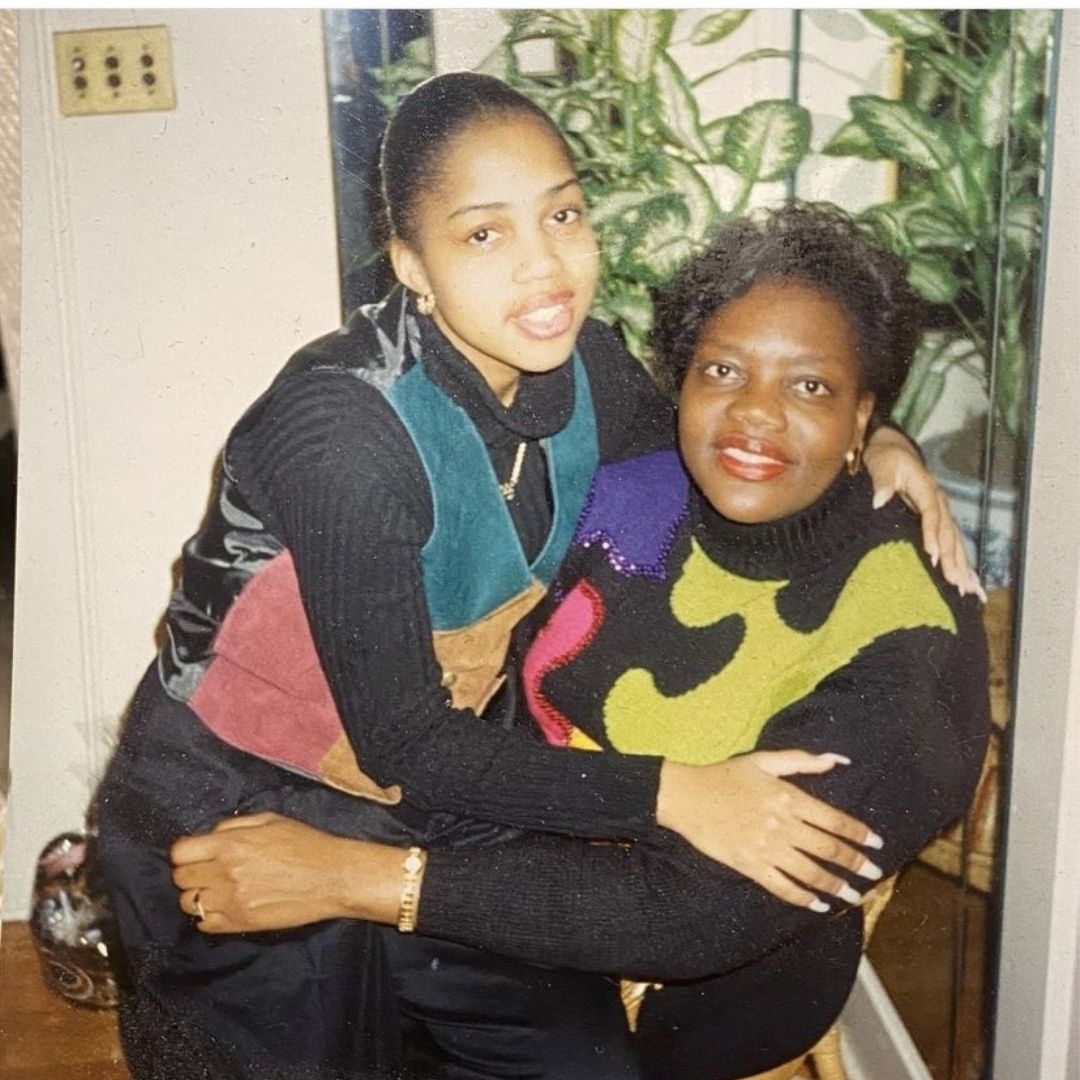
[323,10,1059,1076]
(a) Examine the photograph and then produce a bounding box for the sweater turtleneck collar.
[691,467,878,580]
[416,311,575,447]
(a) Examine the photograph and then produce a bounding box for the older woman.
[173,205,989,1080]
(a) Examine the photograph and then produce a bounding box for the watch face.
[404,853,424,875]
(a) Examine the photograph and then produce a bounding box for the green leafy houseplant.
[372,9,1053,442]
[377,10,812,360]
[823,9,1054,441]
[487,10,813,358]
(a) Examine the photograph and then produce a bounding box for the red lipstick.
[713,434,793,482]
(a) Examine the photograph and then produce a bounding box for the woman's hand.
[656,751,884,911]
[864,425,985,600]
[171,812,402,934]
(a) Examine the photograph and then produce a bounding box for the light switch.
[54,26,176,117]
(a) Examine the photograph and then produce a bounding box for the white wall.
[0,10,20,422]
[5,9,340,917]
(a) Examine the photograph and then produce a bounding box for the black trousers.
[385,934,638,1080]
[97,669,639,1080]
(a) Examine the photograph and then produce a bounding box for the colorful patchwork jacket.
[158,292,598,804]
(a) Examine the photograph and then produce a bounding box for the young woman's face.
[391,116,600,403]
[678,278,875,524]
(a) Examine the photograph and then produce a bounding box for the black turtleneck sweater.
[415,457,990,982]
[222,314,673,837]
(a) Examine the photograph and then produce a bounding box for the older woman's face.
[678,278,875,524]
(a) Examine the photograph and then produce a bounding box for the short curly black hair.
[651,204,924,416]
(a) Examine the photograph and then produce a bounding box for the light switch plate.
[54,26,176,117]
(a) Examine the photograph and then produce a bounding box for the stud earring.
[845,443,864,475]
[416,292,436,316]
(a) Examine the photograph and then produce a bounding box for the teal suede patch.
[386,353,598,631]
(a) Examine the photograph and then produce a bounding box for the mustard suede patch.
[568,727,604,752]
[604,539,956,764]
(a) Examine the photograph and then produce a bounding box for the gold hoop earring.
[416,292,436,317]
[845,443,863,476]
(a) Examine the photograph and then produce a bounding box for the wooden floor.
[0,922,129,1079]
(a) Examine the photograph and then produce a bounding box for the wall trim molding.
[993,10,1080,1078]
[25,11,105,786]
[839,960,933,1080]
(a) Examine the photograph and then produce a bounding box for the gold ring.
[192,890,206,921]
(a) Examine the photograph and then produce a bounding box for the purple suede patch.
[575,450,689,578]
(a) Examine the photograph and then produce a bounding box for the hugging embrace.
[96,72,989,1080]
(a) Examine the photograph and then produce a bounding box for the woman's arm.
[413,605,990,978]
[227,371,659,838]
[228,372,876,885]
[173,600,988,980]
[863,425,983,598]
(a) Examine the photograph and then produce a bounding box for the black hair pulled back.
[651,203,924,417]
[380,71,573,248]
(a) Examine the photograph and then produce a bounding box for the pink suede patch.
[522,579,605,747]
[190,551,343,774]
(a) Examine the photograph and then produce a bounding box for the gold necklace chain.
[499,441,528,502]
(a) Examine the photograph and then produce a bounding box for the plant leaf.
[972,45,1012,148]
[587,186,659,230]
[1015,10,1054,55]
[918,49,980,96]
[906,207,969,250]
[861,10,949,48]
[503,10,573,43]
[907,254,961,304]
[723,99,811,182]
[613,9,675,84]
[849,95,955,171]
[1004,195,1042,260]
[504,9,596,47]
[655,53,713,160]
[663,158,719,242]
[821,119,885,160]
[618,194,695,287]
[929,129,996,239]
[602,282,655,343]
[1010,46,1041,122]
[863,194,965,256]
[689,10,750,46]
[895,366,947,438]
[995,333,1026,438]
[909,64,944,114]
[702,116,732,161]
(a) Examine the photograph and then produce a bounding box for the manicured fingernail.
[865,831,884,850]
[821,753,852,766]
[809,899,831,914]
[974,581,988,604]
[930,549,940,568]
[838,884,863,905]
[857,858,884,881]
[872,491,888,509]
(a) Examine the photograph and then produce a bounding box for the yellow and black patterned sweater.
[419,450,990,992]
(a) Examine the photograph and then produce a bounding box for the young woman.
[97,72,970,1079]
[175,206,990,1080]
